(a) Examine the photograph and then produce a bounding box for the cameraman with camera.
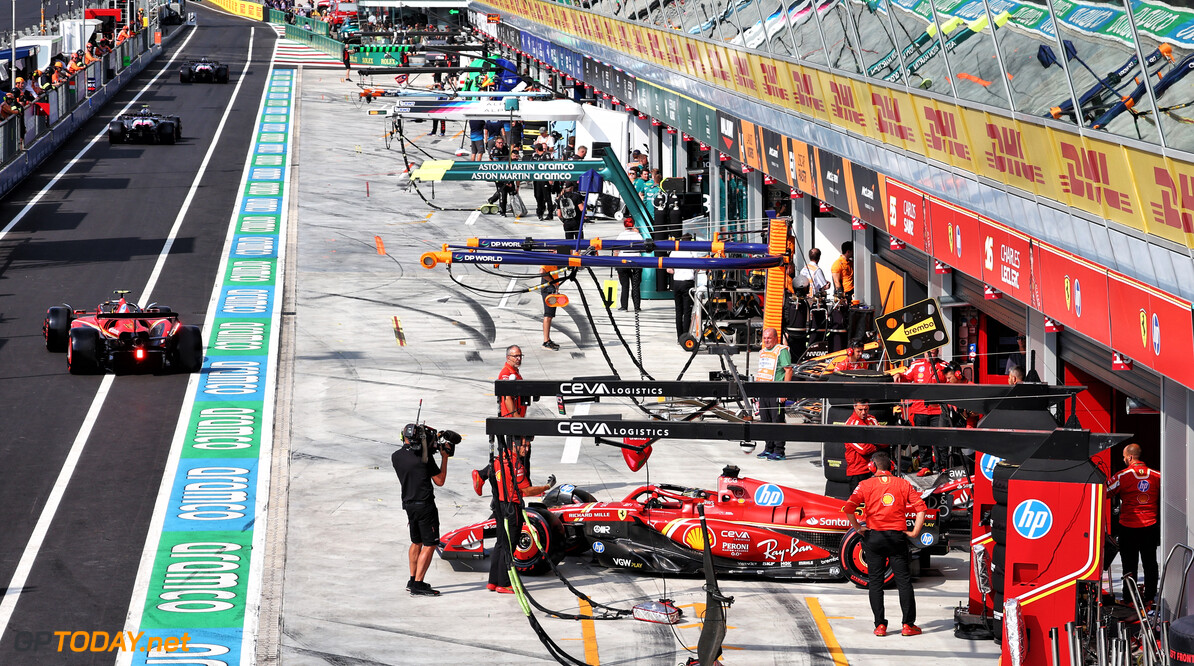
[392,423,460,596]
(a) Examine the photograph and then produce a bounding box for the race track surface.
[0,7,274,663]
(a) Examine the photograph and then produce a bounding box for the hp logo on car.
[561,484,575,493]
[592,542,605,554]
[919,532,934,547]
[1012,499,1053,540]
[754,484,784,507]
[979,454,1002,482]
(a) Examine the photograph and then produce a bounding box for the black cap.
[402,423,420,441]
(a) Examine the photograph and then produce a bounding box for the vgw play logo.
[1012,499,1053,540]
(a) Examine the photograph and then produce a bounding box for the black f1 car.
[108,107,182,144]
[43,290,204,375]
[179,57,229,84]
[440,465,971,586]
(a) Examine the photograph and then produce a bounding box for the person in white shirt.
[532,128,555,153]
[613,220,644,311]
[796,247,829,299]
[667,234,701,340]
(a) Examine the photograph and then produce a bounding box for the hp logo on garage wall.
[979,454,1002,481]
[1012,499,1053,540]
[754,484,784,507]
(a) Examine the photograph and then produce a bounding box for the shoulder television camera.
[403,423,462,457]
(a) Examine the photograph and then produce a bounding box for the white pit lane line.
[0,26,255,646]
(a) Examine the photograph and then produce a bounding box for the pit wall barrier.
[0,24,189,199]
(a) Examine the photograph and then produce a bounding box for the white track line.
[561,402,590,464]
[0,27,254,642]
[465,209,480,226]
[0,28,199,243]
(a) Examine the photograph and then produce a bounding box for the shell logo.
[682,525,714,550]
[881,493,895,506]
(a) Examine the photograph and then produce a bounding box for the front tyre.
[512,506,565,575]
[839,528,894,589]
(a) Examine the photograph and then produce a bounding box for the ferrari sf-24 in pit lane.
[440,465,973,587]
[179,57,230,84]
[42,290,204,375]
[108,107,182,144]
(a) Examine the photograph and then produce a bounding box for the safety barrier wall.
[266,8,288,23]
[207,0,264,21]
[284,23,343,57]
[293,14,330,35]
[0,23,188,197]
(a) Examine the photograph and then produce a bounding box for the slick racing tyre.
[173,325,204,373]
[179,67,192,83]
[512,506,565,575]
[839,528,894,589]
[159,122,177,145]
[68,327,102,375]
[44,306,73,352]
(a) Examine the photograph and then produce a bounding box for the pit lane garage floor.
[269,68,1004,665]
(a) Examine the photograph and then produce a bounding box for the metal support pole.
[1050,627,1062,666]
[1097,617,1108,666]
[1066,621,1080,666]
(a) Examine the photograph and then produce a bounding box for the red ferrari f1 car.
[440,465,973,586]
[42,290,204,375]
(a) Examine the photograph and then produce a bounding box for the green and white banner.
[120,66,294,666]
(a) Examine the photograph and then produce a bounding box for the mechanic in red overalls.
[1109,443,1161,607]
[472,345,530,496]
[842,450,926,637]
[844,398,886,494]
[488,438,553,594]
[834,340,868,372]
[897,350,951,472]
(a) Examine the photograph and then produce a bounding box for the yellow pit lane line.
[806,596,849,666]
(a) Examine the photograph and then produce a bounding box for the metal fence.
[0,30,155,166]
[284,23,343,57]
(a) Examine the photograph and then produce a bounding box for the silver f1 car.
[108,107,182,144]
[179,57,230,84]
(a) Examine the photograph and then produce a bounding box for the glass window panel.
[852,0,902,84]
[993,2,1076,119]
[934,4,1011,109]
[1038,204,1072,251]
[729,0,772,51]
[712,0,746,42]
[1012,195,1044,240]
[880,1,951,94]
[1068,214,1097,257]
[683,1,722,34]
[1123,24,1192,152]
[1149,244,1180,298]
[1173,257,1194,303]
[1054,0,1159,143]
[819,1,863,74]
[760,0,797,55]
[1110,230,1157,285]
[981,185,1013,223]
[1086,222,1116,271]
[787,0,830,64]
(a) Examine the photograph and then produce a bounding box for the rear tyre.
[174,325,204,373]
[179,67,191,83]
[512,506,565,575]
[839,528,895,588]
[68,328,102,375]
[159,122,176,145]
[216,67,229,83]
[108,129,123,144]
[44,306,73,352]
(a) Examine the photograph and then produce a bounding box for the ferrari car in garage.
[42,290,204,375]
[439,465,971,587]
[179,57,230,83]
[108,107,182,144]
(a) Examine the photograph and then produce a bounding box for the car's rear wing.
[90,312,179,321]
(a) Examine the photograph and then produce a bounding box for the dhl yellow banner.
[483,0,1194,249]
[208,0,263,20]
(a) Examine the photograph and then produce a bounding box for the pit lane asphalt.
[0,7,274,663]
[273,71,1004,664]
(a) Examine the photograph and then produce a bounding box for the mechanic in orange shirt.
[1108,443,1160,606]
[831,240,854,302]
[844,398,886,494]
[843,450,926,637]
[897,350,952,472]
[834,339,868,372]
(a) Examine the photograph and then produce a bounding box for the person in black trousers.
[666,234,698,340]
[531,144,556,220]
